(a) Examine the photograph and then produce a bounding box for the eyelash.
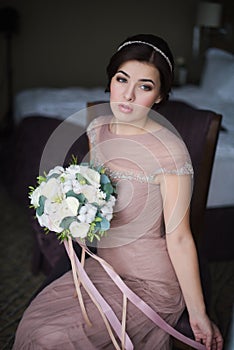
[115,76,153,91]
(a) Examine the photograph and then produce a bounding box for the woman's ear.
[155,95,162,104]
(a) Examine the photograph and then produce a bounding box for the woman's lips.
[118,103,133,113]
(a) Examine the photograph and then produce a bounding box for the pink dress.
[13,116,193,350]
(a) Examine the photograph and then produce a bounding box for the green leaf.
[76,173,88,185]
[103,183,114,195]
[100,174,110,185]
[66,190,86,204]
[99,216,110,231]
[60,216,77,229]
[57,229,70,242]
[71,154,78,165]
[46,173,60,181]
[37,175,47,184]
[36,195,46,216]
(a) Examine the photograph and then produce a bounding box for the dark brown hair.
[105,34,174,104]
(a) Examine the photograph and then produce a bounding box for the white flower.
[72,180,82,194]
[77,213,86,223]
[47,166,64,178]
[66,197,79,216]
[62,179,73,193]
[78,203,97,224]
[79,166,101,188]
[69,221,89,239]
[41,196,79,233]
[36,211,63,233]
[41,178,64,202]
[30,163,116,243]
[30,186,43,207]
[86,203,97,217]
[109,195,116,206]
[79,206,87,215]
[81,185,98,203]
[100,197,115,220]
[105,213,113,221]
[66,164,80,177]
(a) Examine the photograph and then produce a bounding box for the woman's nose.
[124,85,135,102]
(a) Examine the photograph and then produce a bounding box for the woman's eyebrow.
[117,70,130,77]
[139,78,155,85]
[117,70,155,85]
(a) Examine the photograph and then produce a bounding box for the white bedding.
[170,85,234,207]
[13,48,234,208]
[14,87,109,127]
[170,47,234,208]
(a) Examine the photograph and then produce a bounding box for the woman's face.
[110,60,162,123]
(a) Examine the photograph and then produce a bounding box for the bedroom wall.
[0,0,233,125]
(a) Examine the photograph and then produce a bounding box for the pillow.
[201,48,234,95]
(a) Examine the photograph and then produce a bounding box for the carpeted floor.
[0,184,233,349]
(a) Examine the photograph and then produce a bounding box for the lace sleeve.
[152,129,194,177]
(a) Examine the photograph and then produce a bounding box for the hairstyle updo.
[105,34,174,104]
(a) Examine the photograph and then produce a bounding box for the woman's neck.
[110,117,150,135]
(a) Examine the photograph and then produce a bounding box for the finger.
[211,337,217,350]
[216,337,223,350]
[212,323,223,350]
[205,332,212,350]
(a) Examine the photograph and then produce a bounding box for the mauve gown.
[13,115,194,350]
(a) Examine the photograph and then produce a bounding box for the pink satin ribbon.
[64,241,206,350]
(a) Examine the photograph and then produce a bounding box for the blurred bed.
[171,48,234,208]
[13,47,234,209]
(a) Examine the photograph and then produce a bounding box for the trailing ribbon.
[64,239,133,350]
[64,239,206,350]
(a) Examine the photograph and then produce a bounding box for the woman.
[13,34,223,350]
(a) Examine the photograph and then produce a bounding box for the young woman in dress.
[13,34,223,350]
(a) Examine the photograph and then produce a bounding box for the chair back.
[155,100,222,244]
[87,100,222,345]
[87,100,222,245]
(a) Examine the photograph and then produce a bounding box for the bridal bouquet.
[29,159,116,243]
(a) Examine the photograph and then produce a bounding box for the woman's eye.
[116,76,127,83]
[140,84,153,91]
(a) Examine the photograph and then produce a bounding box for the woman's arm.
[159,174,223,350]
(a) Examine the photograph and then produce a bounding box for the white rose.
[36,211,63,233]
[81,185,98,203]
[43,197,79,232]
[65,196,79,216]
[79,166,100,188]
[69,221,89,239]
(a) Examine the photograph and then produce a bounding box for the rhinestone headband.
[117,40,173,72]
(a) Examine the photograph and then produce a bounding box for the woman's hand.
[190,313,223,350]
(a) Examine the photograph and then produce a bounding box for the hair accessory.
[117,40,173,72]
